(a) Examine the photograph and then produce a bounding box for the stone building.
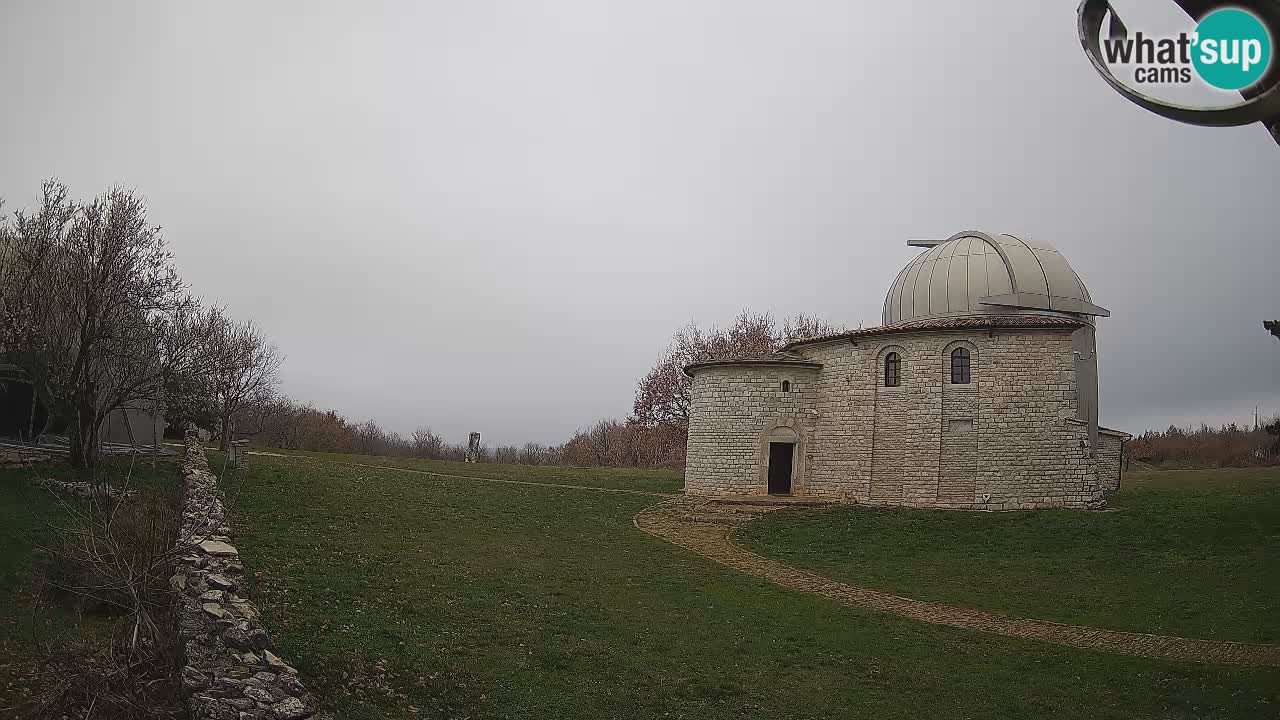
[684,231,1129,510]
[0,358,166,446]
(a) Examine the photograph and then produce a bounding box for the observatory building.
[683,231,1128,510]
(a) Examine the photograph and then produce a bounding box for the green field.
[270,450,684,494]
[739,467,1280,645]
[0,461,64,712]
[228,454,1279,719]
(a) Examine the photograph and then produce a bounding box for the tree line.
[229,305,1279,471]
[234,403,692,469]
[1128,420,1280,469]
[30,177,1274,476]
[1,179,844,473]
[227,310,841,469]
[0,180,282,473]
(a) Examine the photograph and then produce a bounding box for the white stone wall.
[1095,431,1126,492]
[684,364,819,496]
[685,328,1116,510]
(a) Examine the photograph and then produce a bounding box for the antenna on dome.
[907,238,946,248]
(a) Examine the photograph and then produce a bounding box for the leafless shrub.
[518,442,549,465]
[493,445,520,464]
[24,460,185,718]
[204,311,281,451]
[24,615,184,720]
[235,397,357,453]
[558,419,685,469]
[411,426,445,458]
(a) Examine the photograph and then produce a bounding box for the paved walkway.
[634,497,1280,668]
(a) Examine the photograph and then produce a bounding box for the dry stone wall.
[686,328,1121,510]
[172,435,327,720]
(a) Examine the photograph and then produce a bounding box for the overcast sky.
[3,0,1277,445]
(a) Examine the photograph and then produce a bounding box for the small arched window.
[884,352,900,387]
[781,380,791,393]
[951,347,971,384]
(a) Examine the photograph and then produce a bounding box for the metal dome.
[882,231,1109,326]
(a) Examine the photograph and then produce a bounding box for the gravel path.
[634,498,1280,668]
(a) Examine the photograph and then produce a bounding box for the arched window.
[781,380,791,393]
[951,347,971,384]
[884,352,900,387]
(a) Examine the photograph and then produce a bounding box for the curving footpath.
[635,497,1280,668]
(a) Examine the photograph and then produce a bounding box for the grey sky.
[3,0,1277,445]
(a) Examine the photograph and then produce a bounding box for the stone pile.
[171,435,326,720]
[36,478,135,499]
[0,447,52,467]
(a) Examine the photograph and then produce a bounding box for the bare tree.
[0,182,188,474]
[241,397,358,453]
[155,300,223,432]
[206,311,281,451]
[411,425,444,458]
[585,418,621,466]
[782,313,844,344]
[519,442,547,465]
[384,430,411,455]
[0,183,77,441]
[352,419,381,455]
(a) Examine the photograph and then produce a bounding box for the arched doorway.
[767,443,794,494]
[763,425,799,495]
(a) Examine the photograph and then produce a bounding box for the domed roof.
[882,231,1109,326]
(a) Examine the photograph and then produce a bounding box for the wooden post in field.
[231,439,251,471]
[152,397,161,469]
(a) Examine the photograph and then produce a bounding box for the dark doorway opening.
[767,442,794,495]
[0,380,47,440]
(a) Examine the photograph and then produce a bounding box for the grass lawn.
[273,450,684,494]
[0,456,180,715]
[233,454,1279,719]
[739,467,1280,645]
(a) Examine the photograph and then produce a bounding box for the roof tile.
[785,314,1084,349]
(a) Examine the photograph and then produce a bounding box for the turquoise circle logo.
[1192,8,1272,90]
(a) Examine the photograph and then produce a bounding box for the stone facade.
[684,362,820,496]
[1094,428,1128,493]
[684,231,1129,511]
[685,323,1127,510]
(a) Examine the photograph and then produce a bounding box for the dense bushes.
[1128,420,1280,468]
